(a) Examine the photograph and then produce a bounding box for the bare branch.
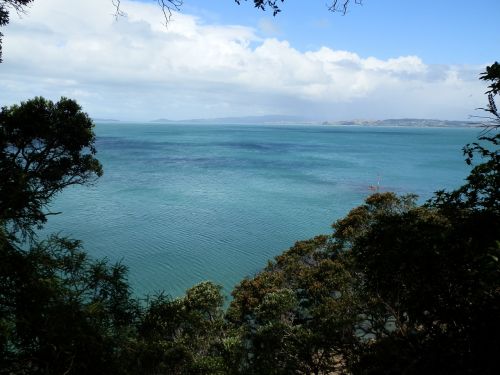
[111,0,183,26]
[328,0,363,15]
[158,0,183,27]
[111,0,124,20]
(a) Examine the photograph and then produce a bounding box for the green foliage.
[342,192,500,373]
[225,64,500,371]
[0,95,128,374]
[327,69,500,371]
[130,281,227,374]
[234,0,284,16]
[433,61,499,213]
[432,133,499,213]
[0,234,139,375]
[481,61,500,95]
[0,96,103,237]
[228,236,358,374]
[227,144,498,373]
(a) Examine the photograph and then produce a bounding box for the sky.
[1,0,499,121]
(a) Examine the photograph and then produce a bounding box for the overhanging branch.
[328,0,363,15]
[112,0,183,26]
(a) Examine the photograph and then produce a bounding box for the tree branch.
[112,0,183,26]
[328,0,363,15]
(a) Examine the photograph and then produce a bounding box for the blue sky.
[1,0,499,120]
[179,0,499,64]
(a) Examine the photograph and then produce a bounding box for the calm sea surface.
[43,123,479,297]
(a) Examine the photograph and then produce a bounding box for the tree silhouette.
[0,97,103,238]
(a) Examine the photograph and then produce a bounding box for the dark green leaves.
[480,61,500,95]
[0,96,103,237]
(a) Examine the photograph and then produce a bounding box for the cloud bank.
[0,0,488,120]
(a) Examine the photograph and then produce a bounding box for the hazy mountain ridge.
[150,115,309,124]
[94,116,481,127]
[149,116,482,127]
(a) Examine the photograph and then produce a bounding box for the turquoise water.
[43,123,478,297]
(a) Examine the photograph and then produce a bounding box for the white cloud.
[0,0,488,120]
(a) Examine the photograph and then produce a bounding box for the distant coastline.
[322,118,483,128]
[94,116,483,128]
[149,116,482,128]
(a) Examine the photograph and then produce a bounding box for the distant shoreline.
[95,119,484,129]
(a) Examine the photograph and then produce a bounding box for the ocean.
[42,123,479,297]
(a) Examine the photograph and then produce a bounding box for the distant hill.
[150,115,311,124]
[150,116,482,127]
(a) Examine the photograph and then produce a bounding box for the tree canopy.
[0,235,139,374]
[223,63,500,373]
[0,96,103,238]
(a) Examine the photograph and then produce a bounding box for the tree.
[0,234,139,375]
[480,61,500,127]
[0,96,103,238]
[129,281,227,374]
[331,67,499,373]
[432,62,499,213]
[0,92,138,374]
[225,64,499,374]
[227,236,359,374]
